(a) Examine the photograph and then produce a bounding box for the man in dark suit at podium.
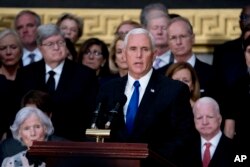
[96,28,196,167]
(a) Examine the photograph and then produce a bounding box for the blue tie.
[126,80,140,134]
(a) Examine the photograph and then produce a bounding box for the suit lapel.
[56,59,72,92]
[35,60,47,90]
[138,71,159,113]
[132,71,161,134]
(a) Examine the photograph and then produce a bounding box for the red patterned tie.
[203,142,211,167]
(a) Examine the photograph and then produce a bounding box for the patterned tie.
[153,58,162,69]
[46,71,56,93]
[28,53,36,64]
[126,81,140,134]
[203,142,211,167]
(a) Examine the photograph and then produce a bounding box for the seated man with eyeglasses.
[14,23,99,141]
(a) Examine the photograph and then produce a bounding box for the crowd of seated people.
[0,2,250,167]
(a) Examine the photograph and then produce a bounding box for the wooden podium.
[28,141,176,167]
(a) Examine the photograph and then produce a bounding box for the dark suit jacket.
[213,37,247,89]
[156,57,215,97]
[227,72,250,156]
[97,70,196,166]
[0,75,18,138]
[14,59,98,141]
[189,133,235,167]
[212,37,247,129]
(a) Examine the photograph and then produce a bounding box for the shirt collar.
[23,48,41,58]
[156,50,171,62]
[201,130,222,147]
[45,60,65,75]
[174,54,196,67]
[127,68,153,90]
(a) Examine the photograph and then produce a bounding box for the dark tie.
[203,142,211,167]
[126,80,140,134]
[169,52,174,63]
[46,71,56,93]
[28,53,36,64]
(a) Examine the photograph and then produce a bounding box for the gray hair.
[10,106,54,142]
[123,28,156,51]
[0,28,23,54]
[36,23,64,45]
[14,10,41,29]
[56,13,84,39]
[168,16,194,35]
[193,97,220,115]
[140,2,168,27]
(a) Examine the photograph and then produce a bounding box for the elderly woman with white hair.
[1,106,59,167]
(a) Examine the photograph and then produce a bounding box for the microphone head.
[105,94,127,129]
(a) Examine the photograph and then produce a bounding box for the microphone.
[105,94,127,129]
[91,101,102,129]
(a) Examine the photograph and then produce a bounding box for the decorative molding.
[0,8,241,53]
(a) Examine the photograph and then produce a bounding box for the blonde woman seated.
[166,62,200,107]
[1,107,55,167]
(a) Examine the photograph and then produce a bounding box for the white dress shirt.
[153,50,171,69]
[201,130,222,160]
[45,61,65,90]
[22,48,43,66]
[123,68,153,122]
[174,54,196,67]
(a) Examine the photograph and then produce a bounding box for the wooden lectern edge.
[28,141,177,166]
[29,141,149,159]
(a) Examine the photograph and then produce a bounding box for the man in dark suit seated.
[96,28,196,167]
[189,97,235,167]
[156,16,215,98]
[14,24,98,141]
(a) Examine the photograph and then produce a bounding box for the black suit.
[212,37,247,130]
[14,59,98,141]
[189,133,235,167]
[0,75,19,138]
[227,72,250,158]
[213,37,247,89]
[97,70,196,166]
[156,57,215,97]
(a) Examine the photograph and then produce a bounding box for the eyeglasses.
[41,40,66,49]
[84,50,102,57]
